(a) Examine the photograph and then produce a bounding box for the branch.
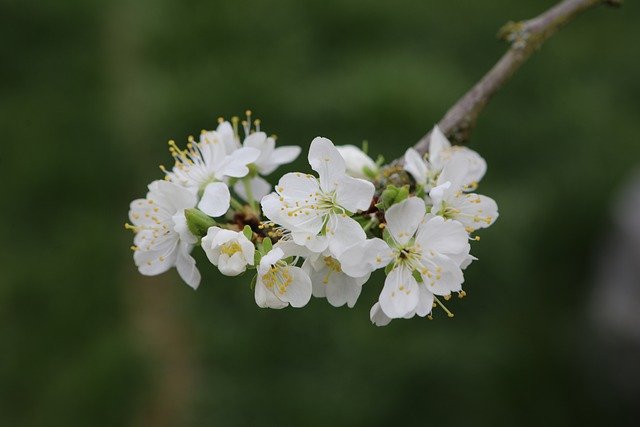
[410,0,621,156]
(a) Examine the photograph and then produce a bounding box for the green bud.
[184,208,216,238]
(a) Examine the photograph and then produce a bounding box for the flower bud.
[184,208,216,238]
[336,145,379,179]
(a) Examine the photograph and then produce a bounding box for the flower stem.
[362,216,378,233]
[230,197,245,212]
[242,178,260,215]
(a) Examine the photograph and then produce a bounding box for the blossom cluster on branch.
[126,112,498,325]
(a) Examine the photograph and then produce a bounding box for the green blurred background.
[2,0,639,425]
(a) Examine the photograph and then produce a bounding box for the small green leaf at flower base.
[254,251,262,266]
[412,269,424,283]
[394,185,409,204]
[377,185,399,210]
[243,225,253,241]
[384,263,394,275]
[184,208,216,238]
[382,228,394,246]
[261,237,273,254]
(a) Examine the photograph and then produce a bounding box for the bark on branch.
[410,0,621,156]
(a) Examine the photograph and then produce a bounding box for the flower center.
[321,256,342,284]
[220,241,242,256]
[262,263,293,295]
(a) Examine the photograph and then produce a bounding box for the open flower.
[302,224,370,308]
[340,197,471,320]
[201,227,255,276]
[164,131,260,217]
[429,181,498,233]
[261,137,375,255]
[335,144,378,180]
[255,246,312,309]
[127,180,201,289]
[404,125,486,192]
[233,131,301,202]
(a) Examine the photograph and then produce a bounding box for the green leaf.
[254,251,263,265]
[394,185,409,204]
[262,237,273,254]
[243,225,253,240]
[412,269,423,283]
[384,263,394,275]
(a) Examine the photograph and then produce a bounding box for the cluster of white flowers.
[127,112,498,326]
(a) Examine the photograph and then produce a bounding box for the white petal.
[415,216,470,257]
[276,172,320,199]
[379,266,420,318]
[259,145,301,175]
[339,238,393,278]
[259,247,285,274]
[255,279,288,309]
[421,253,464,296]
[150,180,198,212]
[175,243,201,289]
[134,239,178,276]
[308,137,346,192]
[385,197,426,246]
[325,273,365,308]
[198,182,231,217]
[216,147,261,179]
[218,252,247,276]
[404,148,428,186]
[335,176,375,213]
[428,181,451,208]
[233,176,272,202]
[415,284,435,317]
[428,125,452,169]
[172,211,198,245]
[276,266,312,308]
[370,302,392,327]
[336,145,378,179]
[326,214,366,258]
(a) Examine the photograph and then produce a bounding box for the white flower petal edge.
[429,180,499,233]
[198,182,231,217]
[128,180,201,289]
[335,145,378,180]
[243,132,301,176]
[201,227,255,276]
[255,247,312,309]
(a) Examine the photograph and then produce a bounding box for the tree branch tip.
[604,0,623,7]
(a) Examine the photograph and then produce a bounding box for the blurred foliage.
[1,0,639,426]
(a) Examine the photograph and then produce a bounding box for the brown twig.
[409,0,621,156]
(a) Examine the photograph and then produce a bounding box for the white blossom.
[341,197,471,321]
[201,227,255,276]
[127,180,201,289]
[261,137,375,256]
[255,247,312,309]
[404,125,486,192]
[335,144,378,180]
[427,155,498,233]
[302,225,370,308]
[164,131,260,217]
